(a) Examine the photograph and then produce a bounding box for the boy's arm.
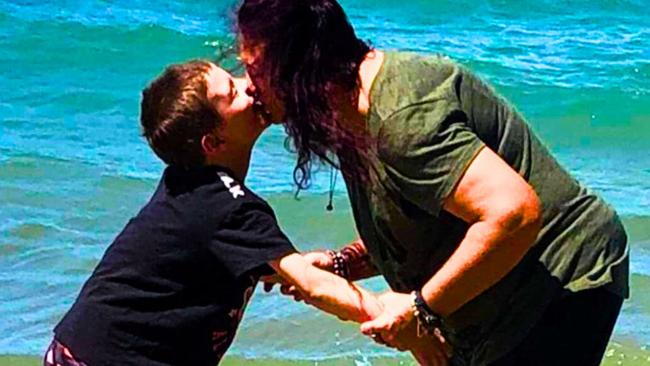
[268,253,383,323]
[285,239,379,282]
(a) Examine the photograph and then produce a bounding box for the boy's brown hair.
[140,60,223,167]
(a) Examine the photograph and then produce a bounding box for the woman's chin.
[255,114,271,129]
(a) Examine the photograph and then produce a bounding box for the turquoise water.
[1,0,649,359]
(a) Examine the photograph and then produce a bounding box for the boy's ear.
[201,133,224,156]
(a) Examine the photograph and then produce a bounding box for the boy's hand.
[259,274,302,300]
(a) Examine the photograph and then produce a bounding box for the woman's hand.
[408,328,452,366]
[361,291,452,365]
[360,291,415,346]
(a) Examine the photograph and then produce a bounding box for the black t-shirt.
[54,165,296,366]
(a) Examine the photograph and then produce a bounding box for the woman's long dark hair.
[237,0,372,189]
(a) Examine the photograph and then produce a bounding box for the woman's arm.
[361,146,541,335]
[421,146,542,316]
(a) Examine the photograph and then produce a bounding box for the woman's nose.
[245,72,257,97]
[245,85,256,98]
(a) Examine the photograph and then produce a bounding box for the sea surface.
[1,0,649,362]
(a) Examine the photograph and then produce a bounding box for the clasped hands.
[261,253,452,366]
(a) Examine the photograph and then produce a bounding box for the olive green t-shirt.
[343,52,629,365]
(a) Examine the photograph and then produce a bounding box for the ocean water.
[1,0,649,360]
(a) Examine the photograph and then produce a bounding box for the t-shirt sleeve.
[378,100,485,216]
[209,199,297,278]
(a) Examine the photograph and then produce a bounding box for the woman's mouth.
[251,94,273,126]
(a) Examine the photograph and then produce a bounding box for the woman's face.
[239,39,286,124]
[205,63,268,147]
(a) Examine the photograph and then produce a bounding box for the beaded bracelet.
[326,250,350,279]
[412,290,442,337]
[339,242,375,280]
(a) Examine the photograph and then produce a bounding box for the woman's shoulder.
[387,50,457,66]
[384,51,463,78]
[370,51,466,121]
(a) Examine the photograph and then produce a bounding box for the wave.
[0,10,238,93]
[0,0,237,36]
[2,0,648,92]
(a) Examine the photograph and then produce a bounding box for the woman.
[236,1,629,365]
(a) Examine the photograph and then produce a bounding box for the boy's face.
[205,64,268,149]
